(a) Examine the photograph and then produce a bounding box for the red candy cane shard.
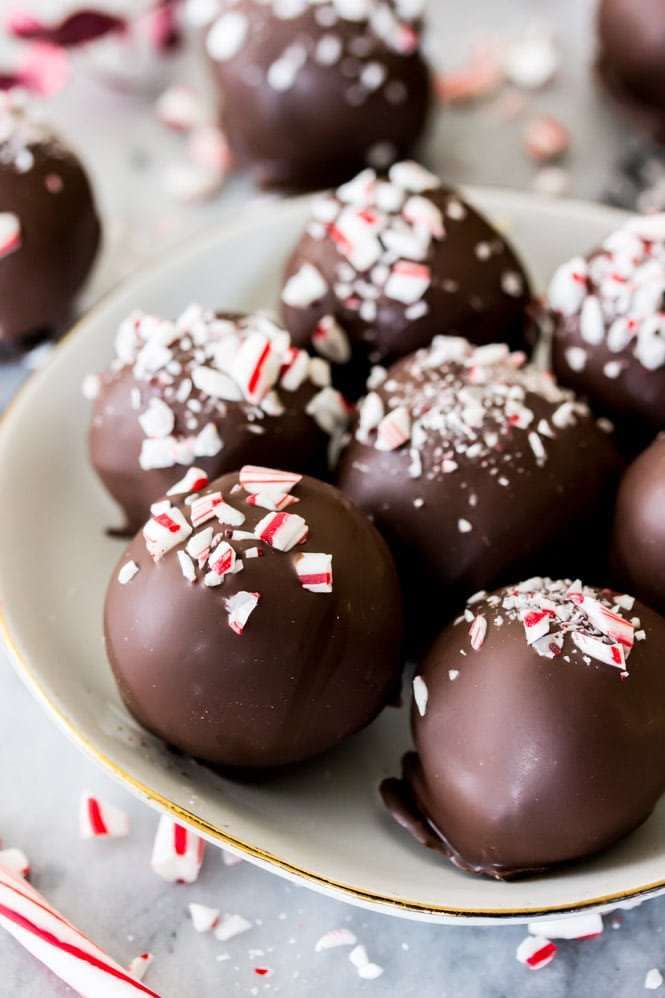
[521,608,554,645]
[578,596,634,653]
[207,541,235,579]
[128,953,154,982]
[188,903,220,933]
[295,553,333,593]
[189,491,224,527]
[166,467,209,497]
[151,816,204,884]
[516,935,557,970]
[375,406,411,451]
[224,591,260,635]
[571,631,626,670]
[230,333,280,404]
[0,213,21,259]
[0,863,161,996]
[254,511,308,551]
[246,490,298,512]
[384,261,431,304]
[468,614,487,650]
[239,466,302,495]
[143,506,191,561]
[79,793,129,839]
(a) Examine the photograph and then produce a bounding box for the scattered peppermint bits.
[516,935,558,970]
[79,793,129,839]
[527,913,603,940]
[646,969,664,990]
[150,816,205,884]
[224,591,260,635]
[0,212,22,259]
[412,675,428,716]
[548,214,665,376]
[456,578,642,673]
[118,560,140,585]
[349,944,384,980]
[214,913,252,942]
[296,553,333,592]
[188,903,220,933]
[315,928,358,952]
[127,953,154,982]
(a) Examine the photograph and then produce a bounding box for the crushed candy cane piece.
[295,553,333,593]
[128,953,154,982]
[0,849,29,878]
[118,561,140,585]
[151,815,204,884]
[167,467,209,496]
[516,935,557,970]
[254,511,308,551]
[349,944,384,980]
[528,913,603,940]
[224,591,260,635]
[189,903,220,933]
[469,614,487,650]
[143,506,192,561]
[239,466,302,495]
[282,263,328,308]
[376,406,411,451]
[312,316,351,364]
[79,793,129,839]
[214,913,252,942]
[413,675,428,716]
[0,212,22,258]
[646,969,664,990]
[315,928,358,952]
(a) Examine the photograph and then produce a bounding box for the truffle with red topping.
[105,467,403,769]
[205,0,431,191]
[382,577,665,879]
[612,435,665,616]
[281,162,533,396]
[548,213,665,447]
[337,337,621,646]
[0,93,100,354]
[87,305,348,533]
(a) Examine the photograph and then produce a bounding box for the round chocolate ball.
[382,578,665,879]
[87,306,348,534]
[612,435,665,616]
[548,213,665,448]
[598,0,665,117]
[0,95,100,354]
[281,162,533,397]
[105,467,404,768]
[205,0,432,191]
[337,337,622,647]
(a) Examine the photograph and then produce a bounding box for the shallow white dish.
[2,187,661,926]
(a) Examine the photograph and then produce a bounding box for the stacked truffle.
[0,92,100,353]
[281,161,533,394]
[87,305,348,532]
[206,0,432,191]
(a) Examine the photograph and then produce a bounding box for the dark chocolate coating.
[0,139,100,353]
[206,1,431,191]
[283,186,533,396]
[105,472,404,768]
[383,584,665,879]
[337,347,622,647]
[612,435,665,615]
[598,0,665,117]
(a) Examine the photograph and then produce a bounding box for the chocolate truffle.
[612,435,665,616]
[382,578,665,879]
[105,466,403,768]
[87,305,348,534]
[281,162,533,396]
[0,94,100,354]
[598,0,665,120]
[337,337,621,646]
[205,0,432,191]
[548,213,665,447]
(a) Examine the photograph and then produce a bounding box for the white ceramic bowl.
[3,188,660,926]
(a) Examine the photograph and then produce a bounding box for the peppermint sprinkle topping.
[117,560,139,585]
[412,675,428,716]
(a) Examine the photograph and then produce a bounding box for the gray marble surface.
[2,1,665,995]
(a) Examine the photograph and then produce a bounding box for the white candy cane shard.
[224,591,260,635]
[315,928,358,952]
[79,794,129,839]
[572,630,626,670]
[579,596,634,653]
[349,944,384,980]
[646,969,664,991]
[215,501,246,525]
[0,863,160,996]
[139,437,176,471]
[254,511,308,551]
[231,333,280,404]
[312,316,351,364]
[384,261,432,304]
[193,422,223,458]
[295,553,333,593]
[190,491,224,527]
[412,675,428,717]
[282,263,328,308]
[143,507,192,561]
[151,816,205,884]
[208,541,236,578]
[166,467,209,496]
[0,212,22,258]
[403,195,445,238]
[118,561,140,585]
[280,346,310,391]
[528,913,603,940]
[246,490,297,512]
[305,387,349,435]
[239,466,302,495]
[521,609,552,645]
[188,903,220,933]
[222,849,243,866]
[138,398,175,439]
[375,406,411,451]
[191,365,243,401]
[206,11,248,61]
[516,935,557,970]
[0,849,29,878]
[547,257,588,316]
[389,161,440,193]
[176,550,197,582]
[469,614,487,650]
[214,913,252,942]
[128,953,153,982]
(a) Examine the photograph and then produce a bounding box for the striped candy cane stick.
[0,863,160,996]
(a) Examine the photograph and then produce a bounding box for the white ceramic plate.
[3,188,662,926]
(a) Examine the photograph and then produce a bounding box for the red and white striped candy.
[315,927,358,952]
[151,816,205,884]
[79,794,129,839]
[579,596,634,652]
[375,406,411,451]
[280,346,310,391]
[127,953,153,982]
[547,257,588,317]
[469,614,487,650]
[166,467,209,497]
[403,195,445,238]
[246,490,298,512]
[305,387,349,435]
[312,316,351,364]
[389,161,439,194]
[295,553,333,593]
[188,903,220,933]
[254,511,308,551]
[412,675,428,717]
[207,541,235,578]
[571,631,626,670]
[384,261,432,304]
[0,862,159,997]
[143,507,192,562]
[190,491,224,527]
[281,263,328,308]
[521,609,553,645]
[214,501,246,526]
[527,913,603,940]
[240,466,302,495]
[230,333,280,404]
[0,849,29,878]
[330,207,383,272]
[0,213,22,259]
[224,590,260,635]
[516,935,557,970]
